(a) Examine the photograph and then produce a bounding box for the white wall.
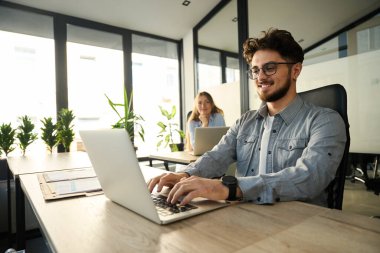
[203,82,241,126]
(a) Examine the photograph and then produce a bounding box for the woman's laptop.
[79,129,229,225]
[192,127,229,156]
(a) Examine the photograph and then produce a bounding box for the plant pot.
[169,143,184,152]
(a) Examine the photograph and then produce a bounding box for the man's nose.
[257,69,268,81]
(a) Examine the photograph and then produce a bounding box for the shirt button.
[272,130,276,133]
[251,169,254,172]
[268,151,271,155]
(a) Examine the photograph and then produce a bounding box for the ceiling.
[5,0,380,52]
[5,0,220,40]
[199,0,380,53]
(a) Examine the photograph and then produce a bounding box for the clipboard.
[38,168,103,200]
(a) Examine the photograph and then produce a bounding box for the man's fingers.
[179,191,198,206]
[168,177,198,204]
[147,173,167,192]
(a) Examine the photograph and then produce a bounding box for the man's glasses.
[247,62,297,80]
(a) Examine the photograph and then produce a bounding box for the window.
[0,6,54,155]
[357,25,380,53]
[0,5,182,155]
[132,35,180,153]
[67,25,124,148]
[226,56,239,83]
[198,48,222,90]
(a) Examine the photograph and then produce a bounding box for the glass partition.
[298,13,380,154]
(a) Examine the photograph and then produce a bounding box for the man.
[148,28,347,207]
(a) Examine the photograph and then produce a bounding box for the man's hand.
[147,172,189,193]
[167,176,229,205]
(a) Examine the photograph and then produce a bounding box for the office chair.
[298,84,351,210]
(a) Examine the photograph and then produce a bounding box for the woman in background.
[185,91,225,151]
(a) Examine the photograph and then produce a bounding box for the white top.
[258,115,274,175]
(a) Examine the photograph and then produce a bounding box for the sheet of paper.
[48,177,101,195]
[43,168,95,182]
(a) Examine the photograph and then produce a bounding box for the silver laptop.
[192,126,229,156]
[79,129,229,225]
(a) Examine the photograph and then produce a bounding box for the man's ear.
[293,63,302,80]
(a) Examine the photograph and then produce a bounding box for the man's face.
[250,50,294,102]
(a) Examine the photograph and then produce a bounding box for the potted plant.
[105,87,145,145]
[156,105,185,152]
[16,115,38,156]
[0,123,16,157]
[57,108,75,152]
[41,117,58,154]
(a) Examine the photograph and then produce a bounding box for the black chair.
[298,84,351,210]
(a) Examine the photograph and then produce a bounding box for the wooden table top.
[149,151,199,164]
[7,151,92,176]
[19,165,380,253]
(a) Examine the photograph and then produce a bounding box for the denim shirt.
[183,95,347,206]
[188,113,226,148]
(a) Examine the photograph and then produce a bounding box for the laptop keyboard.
[151,194,198,216]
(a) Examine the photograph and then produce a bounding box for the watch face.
[223,176,237,185]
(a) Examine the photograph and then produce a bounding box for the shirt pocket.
[275,138,308,170]
[236,134,258,166]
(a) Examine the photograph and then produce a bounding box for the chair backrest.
[187,111,192,121]
[298,84,350,210]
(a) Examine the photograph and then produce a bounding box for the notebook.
[192,126,229,156]
[79,129,229,225]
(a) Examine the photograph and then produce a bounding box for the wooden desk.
[20,166,380,253]
[149,151,199,170]
[6,151,92,250]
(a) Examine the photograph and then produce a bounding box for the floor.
[1,175,379,253]
[342,180,380,218]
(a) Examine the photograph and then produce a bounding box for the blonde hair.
[185,91,224,151]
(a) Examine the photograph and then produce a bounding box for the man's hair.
[243,28,304,65]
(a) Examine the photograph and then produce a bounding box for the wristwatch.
[221,175,238,201]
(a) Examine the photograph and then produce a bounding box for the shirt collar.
[257,95,304,125]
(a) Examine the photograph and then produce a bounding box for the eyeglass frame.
[247,61,297,80]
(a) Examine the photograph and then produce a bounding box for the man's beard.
[258,74,292,102]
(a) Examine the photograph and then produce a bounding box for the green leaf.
[57,109,75,152]
[0,123,16,156]
[105,94,122,119]
[159,106,170,118]
[40,117,58,153]
[105,87,145,144]
[17,115,38,155]
[169,105,176,119]
[156,105,185,150]
[157,122,166,130]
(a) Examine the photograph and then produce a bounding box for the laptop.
[79,129,229,225]
[192,126,229,156]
